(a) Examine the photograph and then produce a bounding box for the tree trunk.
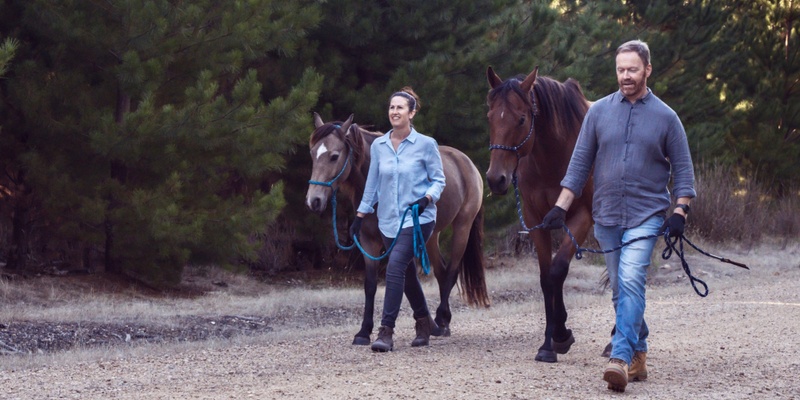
[104,87,131,275]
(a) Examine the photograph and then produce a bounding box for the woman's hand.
[410,197,430,214]
[349,216,363,242]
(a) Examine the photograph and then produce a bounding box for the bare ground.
[1,240,799,399]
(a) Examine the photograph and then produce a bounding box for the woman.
[349,87,446,352]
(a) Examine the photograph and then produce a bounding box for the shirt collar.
[384,127,419,143]
[616,87,653,104]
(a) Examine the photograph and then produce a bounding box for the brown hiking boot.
[411,316,434,347]
[371,326,394,352]
[603,358,629,392]
[628,351,648,382]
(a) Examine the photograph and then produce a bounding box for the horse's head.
[485,66,539,195]
[305,112,354,214]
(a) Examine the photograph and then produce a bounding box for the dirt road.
[2,242,799,399]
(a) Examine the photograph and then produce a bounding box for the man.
[541,40,696,392]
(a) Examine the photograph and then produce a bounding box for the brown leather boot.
[628,351,648,382]
[411,316,433,347]
[371,326,393,352]
[603,358,629,392]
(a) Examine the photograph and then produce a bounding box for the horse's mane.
[309,121,383,169]
[488,75,589,143]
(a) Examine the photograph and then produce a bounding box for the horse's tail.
[460,205,491,307]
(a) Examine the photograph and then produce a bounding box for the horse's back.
[435,146,483,231]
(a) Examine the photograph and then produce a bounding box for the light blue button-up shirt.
[561,89,696,228]
[357,128,446,238]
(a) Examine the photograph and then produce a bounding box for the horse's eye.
[330,154,339,162]
[518,116,525,126]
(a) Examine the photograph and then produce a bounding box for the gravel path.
[2,243,799,399]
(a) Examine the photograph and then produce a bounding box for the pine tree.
[715,0,800,191]
[0,1,322,283]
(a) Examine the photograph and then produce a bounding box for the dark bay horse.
[306,113,490,345]
[485,66,594,363]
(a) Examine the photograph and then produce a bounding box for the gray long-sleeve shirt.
[561,89,696,228]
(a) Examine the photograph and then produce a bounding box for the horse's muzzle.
[306,195,328,214]
[486,173,510,195]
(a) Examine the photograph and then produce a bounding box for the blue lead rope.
[311,183,431,274]
[352,204,431,275]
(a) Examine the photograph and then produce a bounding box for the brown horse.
[306,113,490,345]
[485,66,594,363]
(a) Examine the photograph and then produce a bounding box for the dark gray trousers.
[379,222,435,328]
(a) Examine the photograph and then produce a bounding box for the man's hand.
[541,206,567,230]
[660,214,685,238]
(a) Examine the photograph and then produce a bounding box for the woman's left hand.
[410,197,430,214]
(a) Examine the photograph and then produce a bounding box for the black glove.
[541,206,567,230]
[349,216,363,242]
[660,214,685,238]
[410,196,430,214]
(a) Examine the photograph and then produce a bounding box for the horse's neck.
[341,137,371,208]
[525,129,573,185]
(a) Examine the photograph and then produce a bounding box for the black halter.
[488,90,536,159]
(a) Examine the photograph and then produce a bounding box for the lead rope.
[351,205,431,275]
[510,178,748,297]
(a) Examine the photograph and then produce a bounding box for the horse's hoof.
[552,330,575,354]
[431,324,444,337]
[535,349,558,363]
[352,336,371,346]
[437,326,451,337]
[601,341,612,357]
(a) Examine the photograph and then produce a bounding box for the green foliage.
[713,0,800,192]
[0,0,322,284]
[0,37,17,77]
[0,0,797,281]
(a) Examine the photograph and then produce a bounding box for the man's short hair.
[617,40,650,66]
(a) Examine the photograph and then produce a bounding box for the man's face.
[616,51,652,102]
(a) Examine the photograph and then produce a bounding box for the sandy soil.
[2,241,799,399]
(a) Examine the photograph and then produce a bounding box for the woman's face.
[388,96,416,130]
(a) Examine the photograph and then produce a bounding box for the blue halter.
[307,132,352,188]
[308,126,354,250]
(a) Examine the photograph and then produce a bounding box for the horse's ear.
[521,66,539,93]
[487,66,503,89]
[340,114,354,136]
[313,112,324,129]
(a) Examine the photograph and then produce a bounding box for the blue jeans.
[380,222,435,328]
[594,214,663,364]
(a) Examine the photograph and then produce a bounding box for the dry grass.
[0,271,365,324]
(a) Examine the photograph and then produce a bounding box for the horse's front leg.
[353,236,383,345]
[353,257,378,345]
[550,210,593,354]
[531,230,560,363]
[549,244,575,355]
